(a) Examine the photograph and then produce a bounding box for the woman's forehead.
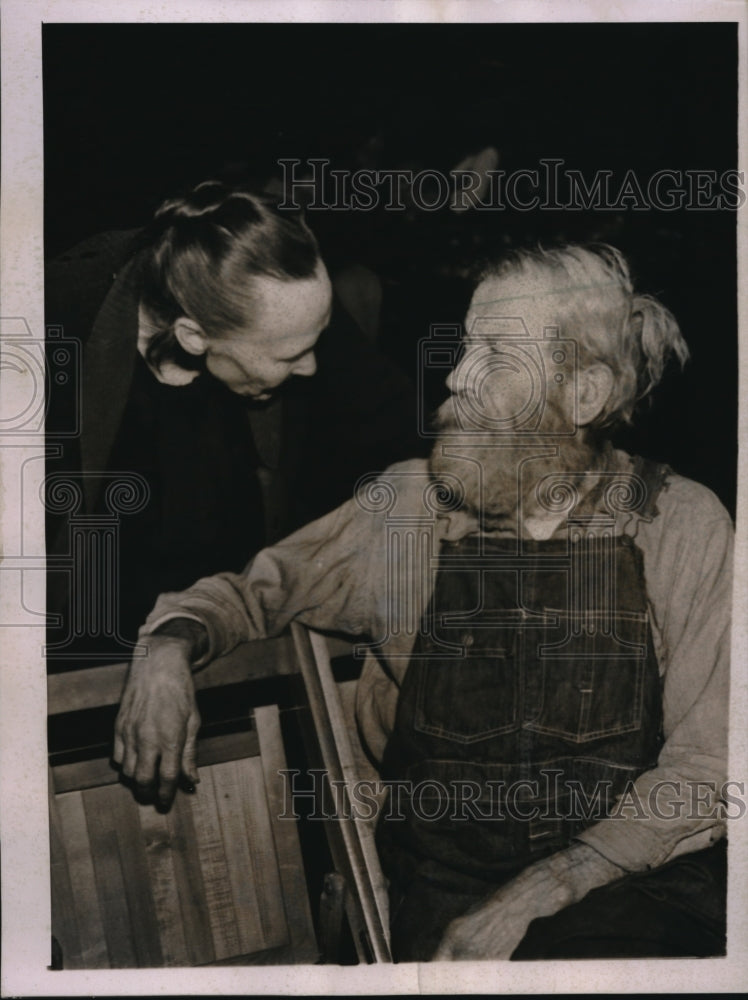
[240,265,332,341]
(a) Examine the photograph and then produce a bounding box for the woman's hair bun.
[139,177,321,371]
[153,180,235,225]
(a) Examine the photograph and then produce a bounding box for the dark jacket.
[45,228,425,653]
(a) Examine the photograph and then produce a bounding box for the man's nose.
[292,352,317,378]
[446,346,473,394]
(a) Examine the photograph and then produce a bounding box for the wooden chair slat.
[138,805,191,966]
[189,767,242,961]
[255,703,319,963]
[165,790,217,965]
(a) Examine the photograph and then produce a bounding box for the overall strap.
[630,455,673,523]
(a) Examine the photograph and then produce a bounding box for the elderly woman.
[46,181,421,655]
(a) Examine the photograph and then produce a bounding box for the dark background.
[43,21,739,515]
[42,23,739,961]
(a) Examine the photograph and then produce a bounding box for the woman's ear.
[173,317,209,357]
[576,362,614,427]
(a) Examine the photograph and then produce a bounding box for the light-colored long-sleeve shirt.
[143,452,733,874]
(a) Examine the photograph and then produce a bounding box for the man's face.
[204,262,333,401]
[444,274,575,433]
[430,274,590,527]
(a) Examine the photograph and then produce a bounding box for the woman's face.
[204,262,333,401]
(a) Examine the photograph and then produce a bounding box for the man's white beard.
[428,395,604,530]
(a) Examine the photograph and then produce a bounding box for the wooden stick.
[290,623,391,963]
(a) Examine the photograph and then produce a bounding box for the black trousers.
[389,840,726,962]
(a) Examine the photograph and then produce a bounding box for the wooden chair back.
[47,627,391,967]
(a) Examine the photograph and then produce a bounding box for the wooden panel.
[292,624,391,963]
[55,791,109,967]
[165,790,216,965]
[211,760,267,955]
[47,633,318,715]
[52,756,121,795]
[82,785,139,967]
[50,733,319,967]
[47,625,338,969]
[255,704,318,963]
[189,768,241,961]
[138,805,190,966]
[239,755,288,949]
[104,786,165,968]
[47,662,129,714]
[57,770,298,968]
[51,729,260,794]
[49,784,85,969]
[201,940,319,966]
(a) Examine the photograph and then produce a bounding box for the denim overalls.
[376,459,726,959]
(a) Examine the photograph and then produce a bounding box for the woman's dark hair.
[138,180,321,371]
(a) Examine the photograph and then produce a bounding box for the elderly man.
[115,244,731,961]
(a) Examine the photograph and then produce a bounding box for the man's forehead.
[469,274,551,311]
[466,275,554,335]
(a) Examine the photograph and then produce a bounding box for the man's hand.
[432,843,624,961]
[432,867,573,961]
[113,634,201,809]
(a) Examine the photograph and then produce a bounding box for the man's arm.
[113,489,383,805]
[573,481,732,870]
[434,842,624,960]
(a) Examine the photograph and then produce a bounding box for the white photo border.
[1,0,746,994]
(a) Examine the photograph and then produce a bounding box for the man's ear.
[173,317,209,357]
[575,363,614,427]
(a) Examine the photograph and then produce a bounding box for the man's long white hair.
[478,243,689,429]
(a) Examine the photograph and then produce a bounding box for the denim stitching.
[525,611,648,743]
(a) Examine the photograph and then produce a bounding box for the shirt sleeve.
[140,491,381,664]
[575,477,733,871]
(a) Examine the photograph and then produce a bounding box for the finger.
[133,744,160,790]
[112,731,125,766]
[112,705,128,764]
[181,712,201,785]
[156,774,178,810]
[156,748,181,809]
[121,741,139,780]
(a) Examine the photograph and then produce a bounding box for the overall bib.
[377,462,726,960]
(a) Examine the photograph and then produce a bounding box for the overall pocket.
[525,609,648,743]
[413,647,519,744]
